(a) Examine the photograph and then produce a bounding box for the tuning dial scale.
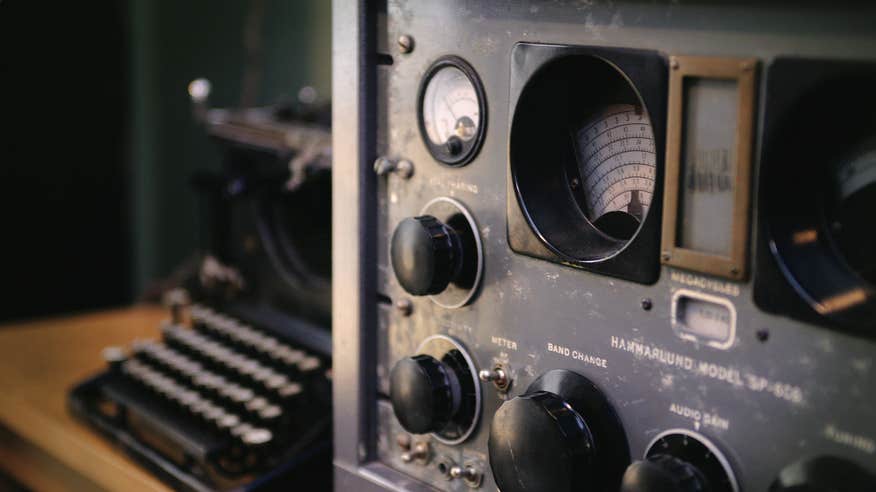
[390,197,483,308]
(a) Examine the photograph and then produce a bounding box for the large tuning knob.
[389,354,461,434]
[390,215,476,296]
[488,370,629,492]
[770,456,876,492]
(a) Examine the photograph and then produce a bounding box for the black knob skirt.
[488,370,629,492]
[389,354,461,434]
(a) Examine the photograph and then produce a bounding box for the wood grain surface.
[0,306,172,491]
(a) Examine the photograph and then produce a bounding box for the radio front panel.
[333,2,876,491]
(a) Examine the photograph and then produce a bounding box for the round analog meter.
[572,104,656,240]
[418,56,486,166]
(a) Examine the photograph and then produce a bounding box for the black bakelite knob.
[390,215,461,296]
[621,455,709,492]
[489,391,595,492]
[770,456,876,492]
[389,354,460,434]
[488,370,629,492]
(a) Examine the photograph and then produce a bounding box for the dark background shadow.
[0,0,330,322]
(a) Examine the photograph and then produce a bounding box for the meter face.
[572,104,657,240]
[418,57,486,166]
[422,66,480,146]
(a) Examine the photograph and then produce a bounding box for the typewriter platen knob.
[389,354,460,434]
[391,214,478,296]
[488,370,629,492]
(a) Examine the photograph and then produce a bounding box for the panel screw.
[398,34,415,54]
[374,156,414,179]
[401,441,430,464]
[395,159,414,179]
[730,267,741,276]
[741,60,755,72]
[661,251,672,262]
[641,298,653,311]
[670,58,679,70]
[396,433,411,450]
[756,329,769,342]
[395,298,413,317]
[374,156,394,175]
[569,177,580,189]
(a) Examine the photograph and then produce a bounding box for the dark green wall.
[128,0,331,297]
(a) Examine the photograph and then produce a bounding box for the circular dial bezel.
[763,74,876,329]
[419,196,484,308]
[510,54,657,263]
[415,334,482,445]
[417,56,487,167]
[645,429,739,492]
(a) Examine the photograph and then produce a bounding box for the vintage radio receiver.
[333,2,876,492]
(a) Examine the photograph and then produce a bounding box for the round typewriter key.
[231,423,253,438]
[265,375,289,391]
[298,356,322,374]
[252,368,274,384]
[204,406,226,423]
[242,428,273,447]
[278,382,303,400]
[258,405,283,427]
[217,414,241,431]
[246,397,269,413]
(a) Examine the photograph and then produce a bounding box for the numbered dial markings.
[423,66,480,145]
[418,57,486,166]
[573,104,656,240]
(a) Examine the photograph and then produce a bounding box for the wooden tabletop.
[0,305,173,492]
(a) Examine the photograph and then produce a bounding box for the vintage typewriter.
[70,87,333,491]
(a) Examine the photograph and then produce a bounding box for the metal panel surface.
[335,1,876,491]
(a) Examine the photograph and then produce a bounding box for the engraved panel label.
[824,425,876,454]
[491,336,518,351]
[547,343,608,368]
[669,271,740,296]
[669,402,730,431]
[610,336,803,404]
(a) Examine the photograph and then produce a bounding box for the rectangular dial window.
[661,56,757,280]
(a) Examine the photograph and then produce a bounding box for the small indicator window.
[677,78,739,256]
[671,289,737,349]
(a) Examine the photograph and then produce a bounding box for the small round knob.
[771,456,876,492]
[391,215,462,295]
[389,355,460,434]
[621,455,708,492]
